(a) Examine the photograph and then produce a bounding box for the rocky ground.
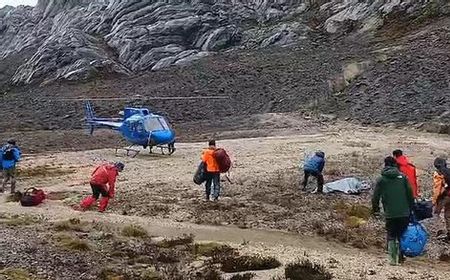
[1,122,449,279]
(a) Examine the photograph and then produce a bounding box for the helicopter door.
[130,121,146,139]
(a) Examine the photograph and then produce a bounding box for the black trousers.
[91,183,109,199]
[385,217,410,242]
[302,170,324,192]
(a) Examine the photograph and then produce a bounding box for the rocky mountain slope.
[0,0,448,85]
[0,0,449,141]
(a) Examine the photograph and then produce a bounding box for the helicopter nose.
[152,130,175,144]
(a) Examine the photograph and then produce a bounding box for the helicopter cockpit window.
[128,121,145,133]
[144,117,164,131]
[135,122,145,133]
[157,117,169,130]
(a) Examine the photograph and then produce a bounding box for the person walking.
[393,149,420,198]
[201,140,220,201]
[372,156,414,265]
[432,157,450,242]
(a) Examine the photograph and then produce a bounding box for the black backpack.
[2,147,15,161]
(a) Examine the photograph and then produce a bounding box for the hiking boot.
[399,252,406,264]
[311,188,323,194]
[317,185,324,193]
[300,181,307,191]
[388,240,399,266]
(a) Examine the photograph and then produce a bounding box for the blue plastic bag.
[400,220,428,257]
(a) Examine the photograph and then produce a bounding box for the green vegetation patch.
[285,259,333,280]
[220,255,281,273]
[121,224,148,238]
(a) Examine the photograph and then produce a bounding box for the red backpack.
[20,188,46,207]
[214,148,231,173]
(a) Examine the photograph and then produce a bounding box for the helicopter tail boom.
[84,101,122,135]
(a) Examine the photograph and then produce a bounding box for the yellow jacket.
[432,171,446,205]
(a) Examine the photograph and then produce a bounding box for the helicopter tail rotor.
[84,101,96,135]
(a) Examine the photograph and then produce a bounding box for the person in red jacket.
[80,162,124,212]
[393,150,419,198]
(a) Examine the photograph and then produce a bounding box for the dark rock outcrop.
[0,0,448,85]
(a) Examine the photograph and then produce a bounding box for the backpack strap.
[24,187,37,195]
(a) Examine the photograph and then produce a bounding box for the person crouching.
[80,162,124,212]
[301,151,325,193]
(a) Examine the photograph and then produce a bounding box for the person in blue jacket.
[1,139,21,194]
[301,151,325,193]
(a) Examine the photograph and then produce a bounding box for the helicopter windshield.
[145,117,169,131]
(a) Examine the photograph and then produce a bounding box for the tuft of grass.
[157,234,194,248]
[220,255,281,273]
[5,192,22,202]
[54,234,90,251]
[121,224,148,238]
[17,165,76,178]
[140,267,162,280]
[203,267,223,280]
[156,252,179,263]
[0,268,37,280]
[344,216,367,229]
[230,273,256,280]
[311,222,384,249]
[333,201,371,220]
[54,218,86,232]
[0,214,42,227]
[98,268,128,280]
[285,259,333,280]
[192,242,233,257]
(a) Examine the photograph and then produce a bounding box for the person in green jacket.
[372,156,414,266]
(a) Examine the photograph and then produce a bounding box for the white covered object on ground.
[323,177,370,194]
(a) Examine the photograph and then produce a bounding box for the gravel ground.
[1,123,449,279]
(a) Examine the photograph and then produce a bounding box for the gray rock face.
[321,0,450,34]
[0,0,447,85]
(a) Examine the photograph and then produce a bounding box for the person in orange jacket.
[433,158,450,242]
[80,162,124,212]
[393,150,419,198]
[202,140,220,201]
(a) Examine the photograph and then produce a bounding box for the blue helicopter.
[84,101,176,156]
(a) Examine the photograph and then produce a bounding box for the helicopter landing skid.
[149,144,176,155]
[115,145,140,158]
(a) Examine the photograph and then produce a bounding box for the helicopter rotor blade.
[56,96,230,101]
